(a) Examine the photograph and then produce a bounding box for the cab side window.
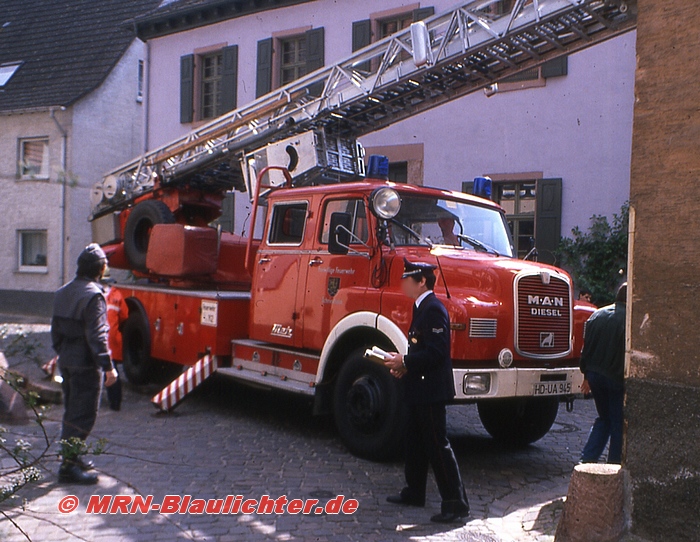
[320,199,369,244]
[268,202,308,245]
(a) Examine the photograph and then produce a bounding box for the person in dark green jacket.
[580,283,627,464]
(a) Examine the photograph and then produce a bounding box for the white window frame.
[137,59,144,103]
[17,230,48,273]
[18,137,50,180]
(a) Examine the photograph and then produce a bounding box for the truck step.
[216,366,316,396]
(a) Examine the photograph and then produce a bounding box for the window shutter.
[542,55,568,78]
[352,19,372,72]
[221,45,238,113]
[256,38,273,98]
[413,6,435,21]
[461,180,475,195]
[180,54,194,123]
[305,27,325,96]
[535,178,562,265]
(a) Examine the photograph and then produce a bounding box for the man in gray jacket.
[52,244,118,484]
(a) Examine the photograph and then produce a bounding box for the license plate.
[533,381,571,396]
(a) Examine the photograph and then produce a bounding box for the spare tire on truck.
[124,200,175,271]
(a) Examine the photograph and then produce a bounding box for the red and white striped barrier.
[151,354,218,412]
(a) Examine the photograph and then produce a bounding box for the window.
[387,162,408,184]
[320,199,369,244]
[137,59,144,103]
[0,62,21,87]
[268,202,308,245]
[378,14,413,39]
[18,231,48,272]
[495,181,536,259]
[280,35,307,86]
[200,52,223,119]
[19,138,49,179]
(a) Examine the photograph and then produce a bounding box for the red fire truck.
[88,0,634,459]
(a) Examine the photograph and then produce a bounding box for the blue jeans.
[581,371,624,464]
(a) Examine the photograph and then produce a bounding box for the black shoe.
[430,500,470,523]
[58,462,98,485]
[386,489,425,507]
[74,457,94,471]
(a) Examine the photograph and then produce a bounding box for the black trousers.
[60,366,102,441]
[404,401,467,504]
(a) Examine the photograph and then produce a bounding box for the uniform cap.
[401,257,437,279]
[77,243,107,267]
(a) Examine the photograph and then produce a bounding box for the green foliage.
[557,203,629,306]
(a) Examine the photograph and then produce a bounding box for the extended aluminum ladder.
[90,0,636,219]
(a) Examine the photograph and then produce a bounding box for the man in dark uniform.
[579,283,627,464]
[384,258,470,523]
[52,244,119,484]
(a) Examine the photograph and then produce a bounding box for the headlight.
[370,187,401,219]
[498,348,514,368]
[463,374,491,395]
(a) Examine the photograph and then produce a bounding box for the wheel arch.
[313,312,407,414]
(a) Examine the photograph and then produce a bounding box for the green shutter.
[352,19,372,72]
[256,38,273,98]
[535,178,562,264]
[221,45,238,113]
[305,27,325,96]
[180,54,194,123]
[413,6,435,21]
[542,55,568,78]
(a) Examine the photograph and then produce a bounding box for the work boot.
[430,499,470,523]
[58,461,98,485]
[386,488,425,507]
[74,456,95,471]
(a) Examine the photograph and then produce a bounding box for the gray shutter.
[542,55,568,78]
[180,54,194,123]
[221,45,238,113]
[413,6,435,21]
[352,19,372,72]
[305,27,325,96]
[535,178,562,265]
[256,38,273,98]
[461,180,475,195]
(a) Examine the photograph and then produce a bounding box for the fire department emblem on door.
[327,277,340,297]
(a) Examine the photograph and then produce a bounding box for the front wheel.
[333,353,407,461]
[477,397,559,447]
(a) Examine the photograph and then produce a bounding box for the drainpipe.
[144,40,150,152]
[49,106,68,286]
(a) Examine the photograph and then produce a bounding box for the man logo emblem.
[540,332,555,348]
[327,277,340,297]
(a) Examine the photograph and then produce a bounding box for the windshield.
[389,195,514,257]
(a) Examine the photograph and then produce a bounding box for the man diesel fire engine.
[88,0,636,459]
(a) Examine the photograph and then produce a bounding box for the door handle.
[309,258,323,267]
[258,257,271,264]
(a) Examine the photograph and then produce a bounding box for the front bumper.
[452,366,584,401]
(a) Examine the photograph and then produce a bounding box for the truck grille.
[515,272,572,358]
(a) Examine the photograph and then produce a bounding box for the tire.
[123,200,175,271]
[477,397,559,447]
[333,352,407,461]
[121,310,153,385]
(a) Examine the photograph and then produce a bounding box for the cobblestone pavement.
[0,319,599,542]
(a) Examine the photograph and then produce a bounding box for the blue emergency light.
[473,176,492,199]
[367,155,389,180]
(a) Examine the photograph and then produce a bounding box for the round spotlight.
[498,348,514,368]
[370,187,401,220]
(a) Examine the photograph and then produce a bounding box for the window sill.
[17,267,48,274]
[17,176,50,182]
[496,78,546,93]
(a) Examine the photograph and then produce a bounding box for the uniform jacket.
[51,277,113,372]
[580,301,626,383]
[105,286,128,361]
[403,292,455,404]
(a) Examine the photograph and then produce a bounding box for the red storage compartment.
[146,224,218,277]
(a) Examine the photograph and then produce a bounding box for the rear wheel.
[121,310,153,385]
[477,397,559,447]
[333,352,407,461]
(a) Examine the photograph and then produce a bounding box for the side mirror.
[328,212,352,255]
